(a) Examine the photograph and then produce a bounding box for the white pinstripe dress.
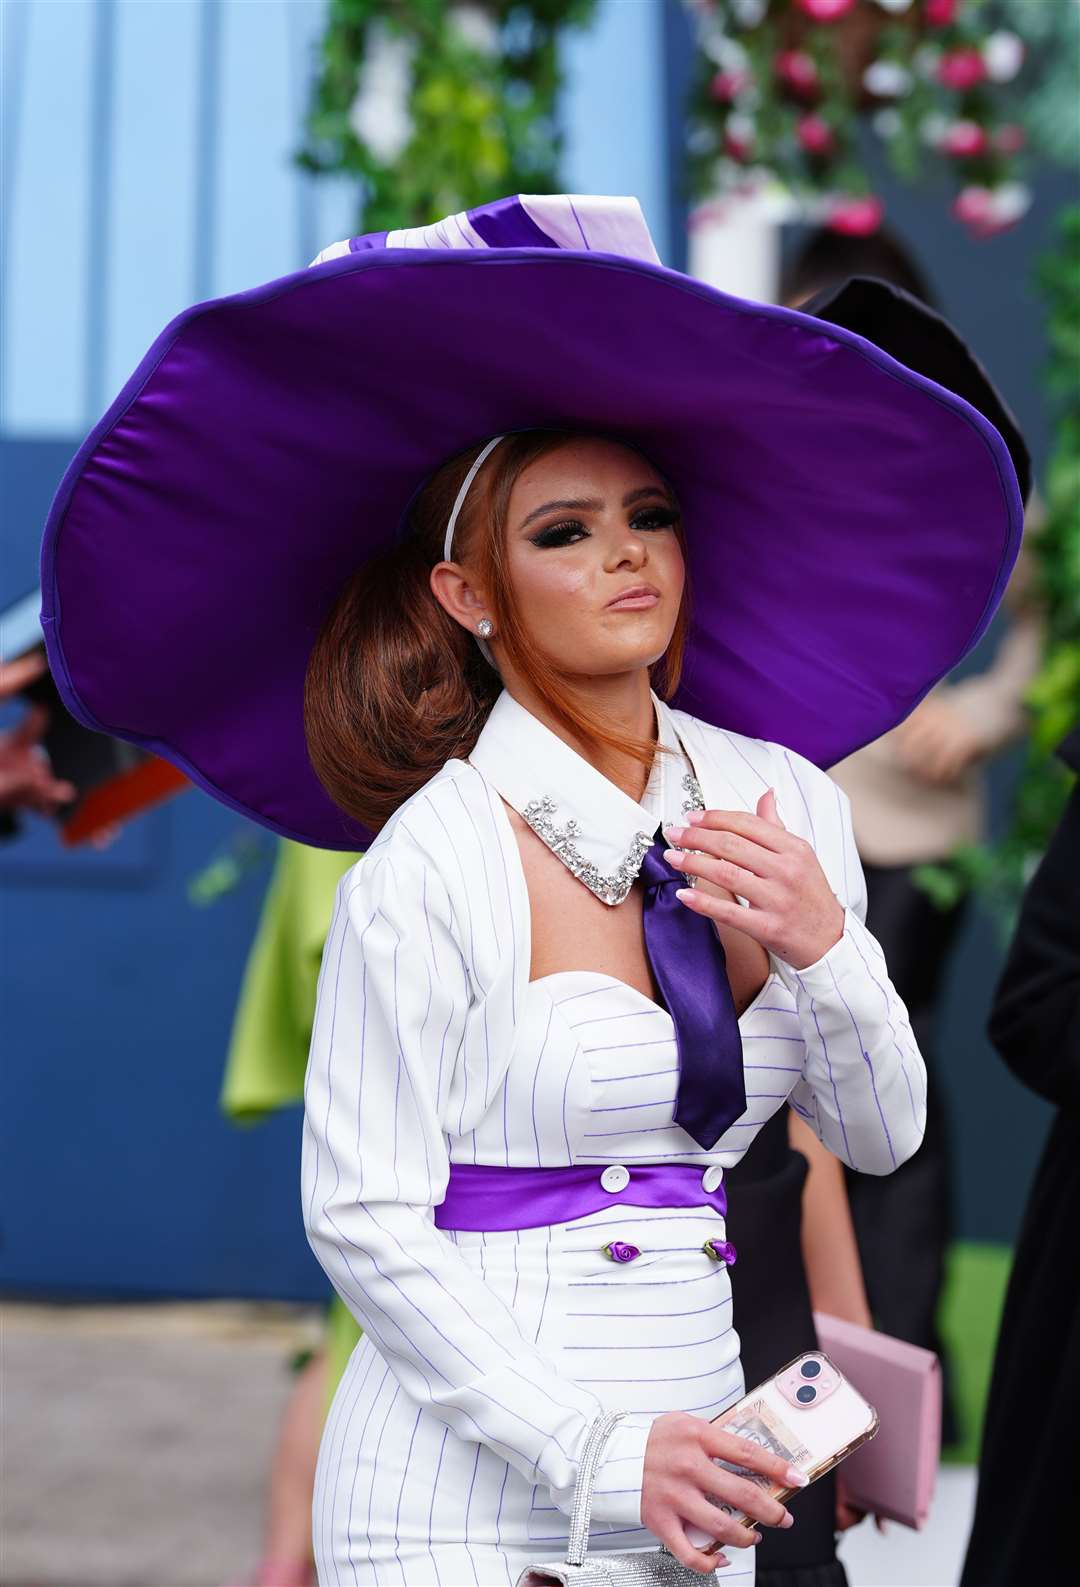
[302,691,927,1586]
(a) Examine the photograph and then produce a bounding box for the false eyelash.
[530,507,680,548]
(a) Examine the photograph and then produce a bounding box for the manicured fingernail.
[663,824,686,844]
[663,847,685,867]
[749,1531,763,1545]
[675,888,696,904]
[786,1467,810,1488]
[713,1555,731,1568]
[780,1511,795,1529]
[685,809,705,825]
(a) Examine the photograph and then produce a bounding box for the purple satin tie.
[641,826,747,1150]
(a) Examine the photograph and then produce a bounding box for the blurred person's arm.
[939,496,1047,754]
[788,1109,873,1329]
[892,498,1046,783]
[789,1108,879,1535]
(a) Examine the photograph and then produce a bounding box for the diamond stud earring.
[476,618,494,639]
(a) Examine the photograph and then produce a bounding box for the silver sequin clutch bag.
[513,1410,724,1586]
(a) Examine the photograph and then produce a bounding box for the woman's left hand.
[663,789,845,971]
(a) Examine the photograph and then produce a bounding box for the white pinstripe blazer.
[301,690,926,1531]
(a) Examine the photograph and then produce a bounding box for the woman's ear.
[429,561,492,636]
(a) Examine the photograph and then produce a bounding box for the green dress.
[220,838,364,1403]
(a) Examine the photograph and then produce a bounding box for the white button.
[701,1165,724,1193]
[601,1164,630,1193]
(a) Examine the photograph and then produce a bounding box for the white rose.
[863,60,912,98]
[990,182,1032,224]
[872,108,903,140]
[702,33,749,72]
[983,31,1025,84]
[919,112,951,148]
[447,4,500,56]
[730,0,769,26]
[913,44,942,81]
[348,22,415,164]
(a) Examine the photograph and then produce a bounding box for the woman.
[38,194,1023,1584]
[300,423,928,1585]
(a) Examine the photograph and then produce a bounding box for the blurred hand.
[0,694,77,816]
[891,695,983,785]
[0,649,49,699]
[836,1470,887,1535]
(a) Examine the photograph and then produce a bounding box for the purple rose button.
[704,1238,738,1266]
[602,1240,642,1263]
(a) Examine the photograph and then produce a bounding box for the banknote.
[706,1398,812,1519]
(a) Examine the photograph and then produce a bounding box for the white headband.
[442,434,506,561]
[442,434,506,669]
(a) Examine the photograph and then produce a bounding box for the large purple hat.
[40,193,1024,850]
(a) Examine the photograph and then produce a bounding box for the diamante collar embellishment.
[522,797,652,907]
[681,772,704,815]
[521,769,705,907]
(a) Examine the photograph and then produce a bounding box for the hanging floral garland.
[682,0,1043,238]
[298,0,597,233]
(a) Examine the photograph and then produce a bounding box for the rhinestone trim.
[678,771,706,888]
[681,771,704,814]
[522,796,651,906]
[521,763,705,907]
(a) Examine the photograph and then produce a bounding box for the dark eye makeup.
[528,505,680,549]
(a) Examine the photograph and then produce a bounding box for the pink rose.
[794,0,857,19]
[709,68,749,104]
[941,120,989,157]
[954,181,1032,238]
[937,48,987,91]
[775,49,820,101]
[952,185,994,229]
[724,125,755,163]
[796,114,836,156]
[925,0,960,25]
[827,195,885,235]
[994,123,1027,154]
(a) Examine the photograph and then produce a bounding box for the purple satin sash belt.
[433,1161,727,1232]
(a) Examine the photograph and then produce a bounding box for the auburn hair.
[304,428,690,833]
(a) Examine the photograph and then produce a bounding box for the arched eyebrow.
[517,484,673,533]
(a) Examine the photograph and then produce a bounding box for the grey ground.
[3,1301,973,1587]
[3,1301,320,1587]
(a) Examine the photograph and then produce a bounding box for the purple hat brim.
[40,246,1023,850]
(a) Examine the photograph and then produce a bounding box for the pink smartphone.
[686,1350,879,1552]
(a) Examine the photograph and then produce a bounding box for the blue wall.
[1,0,669,1300]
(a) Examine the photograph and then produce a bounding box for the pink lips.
[607,584,660,610]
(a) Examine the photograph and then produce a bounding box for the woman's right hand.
[640,1411,806,1573]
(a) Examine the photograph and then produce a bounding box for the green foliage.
[297,0,598,233]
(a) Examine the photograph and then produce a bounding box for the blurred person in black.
[959,719,1079,1585]
[780,228,1044,1447]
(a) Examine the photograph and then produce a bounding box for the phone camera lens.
[800,1360,822,1379]
[796,1385,817,1404]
